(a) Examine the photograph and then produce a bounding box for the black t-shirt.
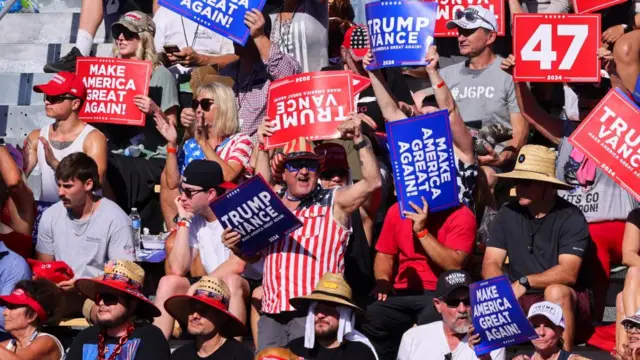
[288,337,377,360]
[487,196,592,292]
[66,323,170,360]
[170,338,253,360]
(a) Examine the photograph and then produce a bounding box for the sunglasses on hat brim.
[454,9,496,31]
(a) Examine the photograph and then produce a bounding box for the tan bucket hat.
[189,65,235,92]
[289,272,363,314]
[495,145,572,190]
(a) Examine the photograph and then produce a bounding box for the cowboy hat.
[495,145,573,190]
[74,260,161,319]
[189,65,234,92]
[164,276,245,337]
[271,137,325,182]
[289,272,363,314]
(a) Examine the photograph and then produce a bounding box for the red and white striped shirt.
[262,187,352,314]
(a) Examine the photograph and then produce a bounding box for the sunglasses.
[44,94,77,104]
[455,9,496,31]
[320,168,349,180]
[285,159,320,173]
[179,186,206,199]
[112,27,139,40]
[191,98,215,112]
[96,292,120,306]
[625,322,640,331]
[443,297,471,308]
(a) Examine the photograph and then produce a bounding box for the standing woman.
[269,0,328,72]
[0,279,64,360]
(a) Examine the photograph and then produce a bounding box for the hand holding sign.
[499,54,516,76]
[424,45,439,74]
[244,9,266,39]
[257,117,275,146]
[403,196,429,234]
[133,94,158,115]
[221,227,243,256]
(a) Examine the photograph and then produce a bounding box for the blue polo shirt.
[0,241,31,332]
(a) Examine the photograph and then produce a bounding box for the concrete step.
[0,13,107,44]
[0,73,55,106]
[0,105,53,143]
[35,0,81,12]
[0,43,112,73]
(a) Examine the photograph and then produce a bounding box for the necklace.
[181,17,199,48]
[284,191,301,202]
[69,200,96,237]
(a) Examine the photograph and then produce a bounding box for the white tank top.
[36,123,95,202]
[6,331,64,359]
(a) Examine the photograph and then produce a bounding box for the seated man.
[165,277,253,360]
[0,145,35,258]
[66,260,170,360]
[35,153,135,317]
[481,145,593,351]
[362,199,476,360]
[152,160,250,339]
[24,73,108,203]
[287,272,377,359]
[398,270,505,360]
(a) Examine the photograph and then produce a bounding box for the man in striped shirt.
[222,114,382,351]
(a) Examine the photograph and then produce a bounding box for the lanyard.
[181,17,200,49]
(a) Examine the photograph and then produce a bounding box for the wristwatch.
[519,276,531,290]
[354,137,369,150]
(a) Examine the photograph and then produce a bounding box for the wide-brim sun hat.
[74,260,161,319]
[494,144,573,190]
[289,272,363,315]
[164,276,245,337]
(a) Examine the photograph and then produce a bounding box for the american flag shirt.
[220,43,302,142]
[262,186,352,314]
[177,133,253,175]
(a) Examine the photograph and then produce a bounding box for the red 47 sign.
[513,14,601,83]
[432,0,505,37]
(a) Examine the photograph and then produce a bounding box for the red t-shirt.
[375,203,476,291]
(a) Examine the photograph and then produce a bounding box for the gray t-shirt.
[36,198,135,278]
[556,123,639,223]
[440,56,520,130]
[270,0,328,72]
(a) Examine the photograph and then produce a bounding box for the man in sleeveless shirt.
[222,113,382,350]
[23,72,108,203]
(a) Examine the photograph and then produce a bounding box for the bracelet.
[177,221,190,228]
[353,137,369,151]
[167,147,177,154]
[435,80,446,89]
[178,216,192,224]
[416,229,429,238]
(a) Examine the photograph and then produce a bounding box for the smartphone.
[163,44,180,54]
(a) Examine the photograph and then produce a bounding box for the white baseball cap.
[446,6,497,32]
[527,301,565,329]
[622,309,640,327]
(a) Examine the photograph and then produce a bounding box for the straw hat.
[189,65,234,93]
[255,347,299,360]
[270,137,325,182]
[164,276,245,337]
[75,260,161,319]
[289,273,363,314]
[495,145,572,190]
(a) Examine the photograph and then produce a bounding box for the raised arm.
[333,114,382,226]
[362,53,407,122]
[0,146,35,235]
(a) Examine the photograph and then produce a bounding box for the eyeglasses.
[443,297,471,308]
[285,159,320,173]
[455,9,496,31]
[191,98,215,112]
[96,292,120,306]
[44,94,77,104]
[625,322,640,331]
[112,27,139,40]
[320,168,348,180]
[179,186,206,199]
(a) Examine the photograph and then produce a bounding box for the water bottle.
[124,144,144,157]
[129,208,141,249]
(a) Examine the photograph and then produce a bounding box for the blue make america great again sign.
[158,0,266,45]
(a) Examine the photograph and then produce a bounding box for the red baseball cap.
[0,289,47,322]
[33,72,87,100]
[27,259,75,284]
[315,143,349,172]
[342,26,369,60]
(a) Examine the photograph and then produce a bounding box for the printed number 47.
[520,24,588,70]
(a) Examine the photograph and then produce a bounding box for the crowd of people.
[1,0,640,359]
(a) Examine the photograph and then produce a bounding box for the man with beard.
[398,270,505,360]
[66,260,170,359]
[35,153,135,317]
[287,272,377,359]
[223,113,381,350]
[164,277,253,360]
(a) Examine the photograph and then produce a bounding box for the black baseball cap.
[182,160,236,193]
[435,270,472,299]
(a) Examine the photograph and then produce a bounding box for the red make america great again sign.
[569,89,640,201]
